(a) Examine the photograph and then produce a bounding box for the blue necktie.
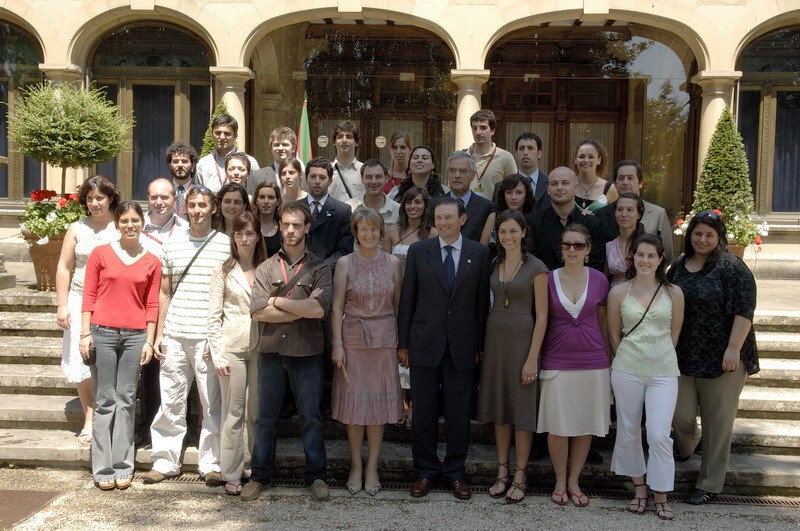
[444,245,455,293]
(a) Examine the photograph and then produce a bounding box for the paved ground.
[1,468,799,530]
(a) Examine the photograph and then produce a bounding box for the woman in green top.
[606,233,684,521]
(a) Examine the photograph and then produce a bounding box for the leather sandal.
[628,481,648,514]
[654,491,674,520]
[505,466,527,504]
[488,462,511,498]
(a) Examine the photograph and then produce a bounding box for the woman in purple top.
[537,224,611,507]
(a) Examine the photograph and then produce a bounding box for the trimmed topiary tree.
[8,81,132,196]
[201,99,229,156]
[689,106,766,247]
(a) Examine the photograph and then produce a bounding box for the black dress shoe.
[687,488,717,505]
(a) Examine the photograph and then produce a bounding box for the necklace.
[577,175,599,208]
[500,255,524,308]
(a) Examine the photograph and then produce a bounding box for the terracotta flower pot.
[728,243,746,259]
[21,228,64,291]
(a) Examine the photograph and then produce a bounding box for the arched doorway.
[250,21,456,169]
[0,21,43,199]
[738,26,800,217]
[89,22,213,199]
[485,23,697,218]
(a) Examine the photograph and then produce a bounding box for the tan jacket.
[207,263,258,369]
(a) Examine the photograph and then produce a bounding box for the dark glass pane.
[132,85,175,200]
[23,156,42,196]
[95,84,119,183]
[737,91,761,196]
[93,24,209,69]
[772,91,800,212]
[740,27,800,73]
[189,84,210,154]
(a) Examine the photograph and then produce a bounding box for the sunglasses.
[696,210,721,221]
[560,242,588,251]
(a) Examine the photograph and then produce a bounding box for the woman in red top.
[79,201,161,491]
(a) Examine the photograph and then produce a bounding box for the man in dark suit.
[526,166,607,271]
[595,160,674,262]
[492,132,549,209]
[432,151,493,241]
[398,196,490,500]
[304,157,354,272]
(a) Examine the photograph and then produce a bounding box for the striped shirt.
[161,230,231,339]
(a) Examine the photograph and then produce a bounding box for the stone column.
[37,64,85,194]
[451,70,490,151]
[692,71,742,177]
[210,67,255,150]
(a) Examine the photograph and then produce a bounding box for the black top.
[263,231,282,258]
[525,205,608,272]
[667,252,759,378]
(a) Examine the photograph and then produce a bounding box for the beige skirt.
[536,368,611,437]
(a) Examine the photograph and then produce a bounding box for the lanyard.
[144,216,178,245]
[175,182,192,218]
[470,144,497,186]
[279,255,306,297]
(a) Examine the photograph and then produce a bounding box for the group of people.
[55,110,758,519]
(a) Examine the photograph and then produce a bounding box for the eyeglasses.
[560,242,588,251]
[697,210,721,221]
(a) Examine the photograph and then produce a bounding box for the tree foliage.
[201,100,229,156]
[8,81,132,195]
[692,107,754,217]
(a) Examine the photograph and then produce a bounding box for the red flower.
[69,193,79,202]
[754,236,763,245]
[676,218,684,225]
[57,197,68,208]
[712,208,722,215]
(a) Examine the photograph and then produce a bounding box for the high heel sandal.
[628,481,648,514]
[505,466,527,504]
[488,462,511,499]
[654,491,674,520]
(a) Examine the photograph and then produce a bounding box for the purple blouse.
[541,267,610,370]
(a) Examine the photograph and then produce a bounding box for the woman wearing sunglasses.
[537,224,611,507]
[667,211,759,505]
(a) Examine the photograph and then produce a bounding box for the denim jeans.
[89,324,146,482]
[250,353,326,485]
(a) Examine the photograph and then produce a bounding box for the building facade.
[0,1,798,238]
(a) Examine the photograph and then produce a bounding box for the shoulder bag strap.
[171,230,218,297]
[621,282,663,338]
[334,164,353,199]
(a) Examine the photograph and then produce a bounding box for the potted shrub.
[8,81,132,289]
[674,107,768,257]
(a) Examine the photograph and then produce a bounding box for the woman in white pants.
[208,211,266,495]
[607,233,684,521]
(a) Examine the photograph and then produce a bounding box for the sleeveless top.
[69,219,119,294]
[606,237,629,287]
[612,284,680,377]
[391,243,410,273]
[344,251,397,348]
[576,180,612,212]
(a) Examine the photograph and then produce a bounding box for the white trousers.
[610,370,678,492]
[149,336,221,476]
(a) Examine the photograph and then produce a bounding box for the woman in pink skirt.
[331,208,404,496]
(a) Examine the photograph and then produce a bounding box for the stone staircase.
[0,284,799,495]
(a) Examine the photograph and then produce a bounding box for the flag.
[296,94,312,164]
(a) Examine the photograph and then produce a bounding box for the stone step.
[754,310,800,333]
[731,418,800,455]
[0,336,62,364]
[0,364,76,396]
[739,386,800,419]
[1,428,798,496]
[0,311,62,337]
[0,289,57,312]
[0,394,82,429]
[756,332,800,360]
[748,359,800,387]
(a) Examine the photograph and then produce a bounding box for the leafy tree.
[201,100,229,156]
[8,81,132,196]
